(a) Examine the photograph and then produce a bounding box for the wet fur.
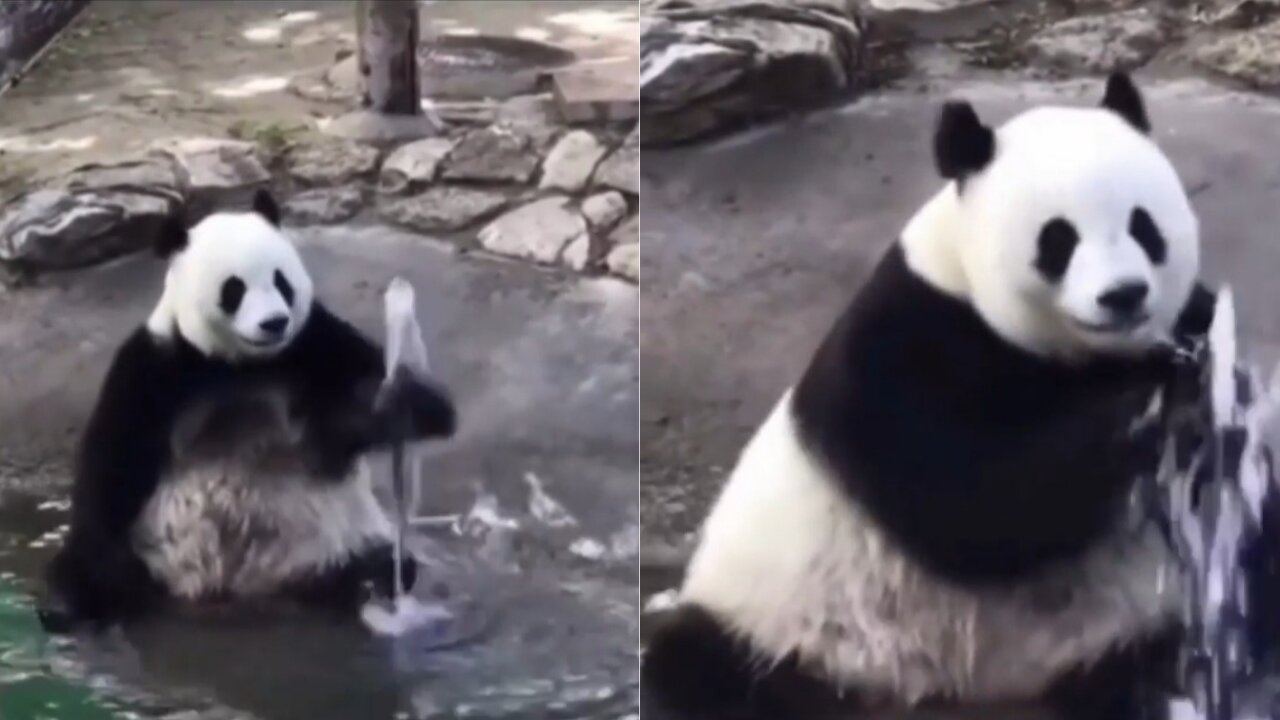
[44,303,453,628]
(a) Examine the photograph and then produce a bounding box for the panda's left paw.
[373,366,457,443]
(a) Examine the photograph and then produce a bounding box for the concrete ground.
[0,226,639,719]
[0,0,638,185]
[639,75,1280,583]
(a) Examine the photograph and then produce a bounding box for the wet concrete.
[639,74,1280,565]
[0,223,638,719]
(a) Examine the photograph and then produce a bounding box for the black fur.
[252,188,281,227]
[1102,71,1151,134]
[792,245,1189,585]
[1034,218,1081,283]
[1129,207,1168,266]
[1045,629,1178,720]
[933,101,995,182]
[155,214,189,259]
[642,605,860,720]
[41,303,455,631]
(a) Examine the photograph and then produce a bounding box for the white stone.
[379,187,508,232]
[539,131,608,193]
[592,132,639,195]
[478,197,586,264]
[379,137,456,194]
[441,127,541,184]
[1027,8,1164,73]
[562,234,593,271]
[283,187,364,225]
[605,242,639,282]
[149,137,269,216]
[581,191,628,233]
[287,138,380,186]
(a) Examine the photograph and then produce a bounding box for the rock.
[283,187,364,225]
[379,187,509,233]
[380,137,456,194]
[592,131,639,196]
[149,137,270,220]
[540,131,609,193]
[610,216,639,247]
[867,0,993,10]
[1194,18,1280,87]
[1026,8,1164,73]
[286,138,380,186]
[478,197,587,264]
[441,127,542,184]
[582,191,628,233]
[562,234,594,271]
[606,242,639,282]
[551,57,640,124]
[640,1,864,145]
[0,159,181,271]
[1194,0,1280,30]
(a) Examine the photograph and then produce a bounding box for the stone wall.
[0,0,88,92]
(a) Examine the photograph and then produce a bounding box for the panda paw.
[373,366,457,443]
[359,545,418,601]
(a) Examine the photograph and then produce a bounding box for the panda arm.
[48,330,181,621]
[287,303,456,471]
[825,359,1162,585]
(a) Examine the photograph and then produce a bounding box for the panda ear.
[1101,71,1150,134]
[933,101,995,182]
[251,188,281,227]
[155,213,189,259]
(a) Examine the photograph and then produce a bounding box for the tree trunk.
[357,0,420,116]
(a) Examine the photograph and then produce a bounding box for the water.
[1159,288,1280,719]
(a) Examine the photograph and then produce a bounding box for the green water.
[0,578,119,720]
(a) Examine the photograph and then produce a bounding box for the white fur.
[147,211,315,360]
[680,393,1181,703]
[134,389,393,598]
[903,105,1199,361]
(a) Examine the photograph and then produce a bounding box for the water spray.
[1154,288,1280,719]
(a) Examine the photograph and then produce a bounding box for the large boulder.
[640,0,865,145]
[1027,8,1166,74]
[478,196,587,264]
[0,158,182,272]
[1194,17,1280,88]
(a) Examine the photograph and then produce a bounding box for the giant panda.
[641,73,1280,719]
[40,189,456,631]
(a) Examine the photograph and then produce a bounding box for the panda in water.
[642,73,1280,719]
[41,189,456,630]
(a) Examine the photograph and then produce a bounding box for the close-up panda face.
[149,190,315,360]
[936,75,1200,359]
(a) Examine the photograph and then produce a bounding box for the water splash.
[363,277,451,638]
[1159,287,1280,719]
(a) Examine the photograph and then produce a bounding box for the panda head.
[146,190,314,361]
[919,72,1200,360]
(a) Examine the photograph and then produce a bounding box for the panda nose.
[1097,281,1149,316]
[259,315,289,336]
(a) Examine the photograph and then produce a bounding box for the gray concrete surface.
[639,76,1280,573]
[0,224,639,719]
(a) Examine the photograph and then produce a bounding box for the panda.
[40,189,456,631]
[641,73,1277,720]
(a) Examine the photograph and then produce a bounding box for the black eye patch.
[274,270,295,305]
[219,277,247,315]
[1034,218,1079,282]
[1129,207,1167,265]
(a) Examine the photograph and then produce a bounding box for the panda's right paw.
[373,366,457,443]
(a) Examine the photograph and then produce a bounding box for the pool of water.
[0,486,639,720]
